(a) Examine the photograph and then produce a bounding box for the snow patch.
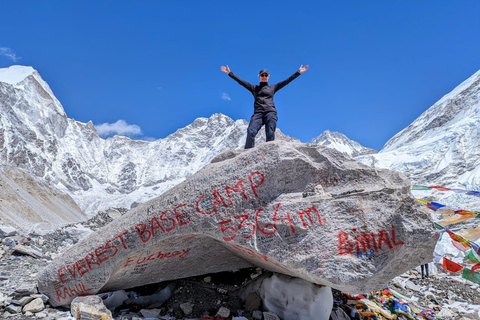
[0,65,35,85]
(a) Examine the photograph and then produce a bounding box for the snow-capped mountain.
[310,130,377,157]
[356,68,480,210]
[5,64,480,229]
[0,66,302,220]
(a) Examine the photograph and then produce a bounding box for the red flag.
[472,262,480,275]
[443,257,463,273]
[430,186,451,191]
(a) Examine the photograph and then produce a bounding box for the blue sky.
[1,1,479,151]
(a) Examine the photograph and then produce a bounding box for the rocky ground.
[1,211,480,320]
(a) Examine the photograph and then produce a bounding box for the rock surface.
[0,208,479,319]
[37,141,437,307]
[70,295,112,320]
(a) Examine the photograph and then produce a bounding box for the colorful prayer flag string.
[411,184,480,197]
[433,223,480,281]
[415,183,480,282]
[416,199,480,225]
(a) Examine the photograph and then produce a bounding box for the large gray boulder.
[37,141,437,306]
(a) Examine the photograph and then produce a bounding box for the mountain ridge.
[356,68,480,211]
[1,65,374,231]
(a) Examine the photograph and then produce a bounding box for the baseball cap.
[259,69,269,75]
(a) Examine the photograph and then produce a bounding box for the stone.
[424,291,439,304]
[252,310,263,320]
[263,312,281,320]
[0,225,17,237]
[180,302,194,315]
[14,282,38,296]
[23,297,45,313]
[2,237,18,248]
[139,308,161,318]
[107,209,122,219]
[37,142,437,306]
[13,244,44,259]
[31,293,49,304]
[11,296,34,306]
[5,304,22,314]
[437,308,453,317]
[244,292,262,312]
[405,280,421,292]
[70,295,112,320]
[102,290,128,311]
[63,225,92,243]
[215,306,231,318]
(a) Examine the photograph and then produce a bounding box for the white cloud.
[0,47,21,62]
[95,120,142,138]
[222,92,231,101]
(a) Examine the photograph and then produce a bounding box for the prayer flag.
[442,257,463,273]
[431,186,451,191]
[426,201,445,211]
[463,227,480,241]
[411,185,432,190]
[416,199,431,204]
[445,229,472,251]
[411,184,480,198]
[434,222,444,230]
[438,213,479,227]
[469,241,480,256]
[466,250,480,264]
[472,262,480,275]
[435,207,457,214]
[462,267,480,284]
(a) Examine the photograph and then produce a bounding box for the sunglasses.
[260,74,269,77]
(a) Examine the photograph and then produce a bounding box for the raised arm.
[221,65,255,93]
[274,65,309,92]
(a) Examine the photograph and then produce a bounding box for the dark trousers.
[421,264,429,278]
[245,112,278,149]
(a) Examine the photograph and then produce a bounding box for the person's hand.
[221,65,231,74]
[299,65,309,74]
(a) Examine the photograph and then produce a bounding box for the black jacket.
[228,71,301,113]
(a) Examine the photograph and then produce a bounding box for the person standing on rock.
[221,65,309,149]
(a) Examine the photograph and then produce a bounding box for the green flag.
[462,267,480,284]
[466,250,480,264]
[411,185,432,190]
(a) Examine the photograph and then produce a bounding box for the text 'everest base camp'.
[37,141,437,307]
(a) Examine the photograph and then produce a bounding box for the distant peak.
[0,65,36,85]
